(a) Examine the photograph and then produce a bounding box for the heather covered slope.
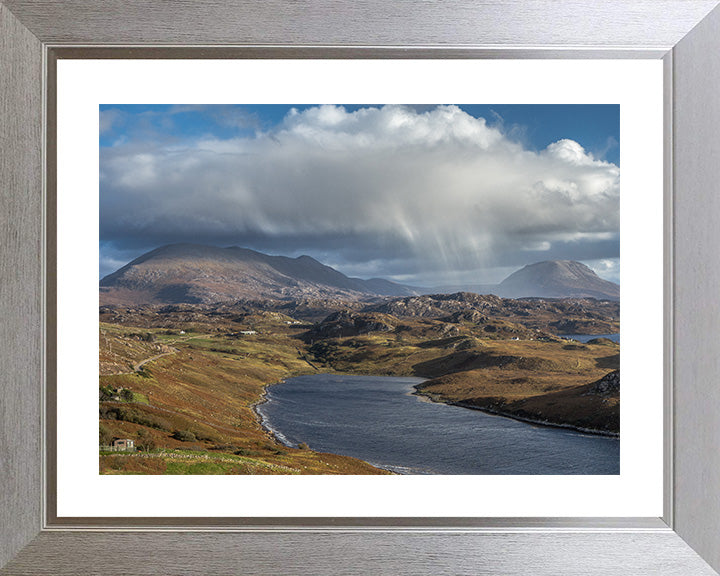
[99,320,390,475]
[99,296,620,475]
[414,345,620,435]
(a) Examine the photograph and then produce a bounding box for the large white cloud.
[100,105,619,284]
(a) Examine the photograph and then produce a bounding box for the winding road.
[133,349,177,372]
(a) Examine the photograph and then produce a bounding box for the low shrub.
[99,423,113,445]
[234,448,263,457]
[99,405,171,431]
[211,444,239,452]
[135,429,157,452]
[172,430,197,443]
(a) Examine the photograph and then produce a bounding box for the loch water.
[560,333,620,343]
[256,373,619,475]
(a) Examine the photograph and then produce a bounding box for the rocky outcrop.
[304,311,395,340]
[587,370,620,397]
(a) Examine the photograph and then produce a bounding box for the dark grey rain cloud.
[100,105,620,284]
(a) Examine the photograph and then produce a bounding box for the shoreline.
[254,374,620,447]
[255,373,618,472]
[251,379,295,448]
[251,376,398,474]
[412,388,620,439]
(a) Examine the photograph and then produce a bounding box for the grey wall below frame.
[673,5,720,571]
[2,531,719,576]
[0,3,43,570]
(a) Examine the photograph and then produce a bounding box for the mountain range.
[99,243,620,306]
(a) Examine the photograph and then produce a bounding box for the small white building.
[111,438,135,451]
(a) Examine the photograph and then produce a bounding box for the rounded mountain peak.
[498,260,618,300]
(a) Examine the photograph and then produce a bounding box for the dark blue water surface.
[256,374,619,475]
[560,333,620,343]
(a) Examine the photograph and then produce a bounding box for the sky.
[99,104,620,286]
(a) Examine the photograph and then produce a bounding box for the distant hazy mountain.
[99,243,419,305]
[496,260,619,300]
[100,246,619,306]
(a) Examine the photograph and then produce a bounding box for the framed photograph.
[61,60,654,519]
[2,1,720,574]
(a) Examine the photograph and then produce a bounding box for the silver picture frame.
[2,1,720,574]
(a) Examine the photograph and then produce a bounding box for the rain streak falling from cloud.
[100,104,619,285]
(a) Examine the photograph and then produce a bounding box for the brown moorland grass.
[100,305,620,475]
[99,324,390,474]
[413,340,620,433]
[309,332,620,434]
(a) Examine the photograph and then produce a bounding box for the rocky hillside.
[304,311,396,340]
[497,260,619,300]
[100,245,619,307]
[100,243,417,305]
[364,292,619,335]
